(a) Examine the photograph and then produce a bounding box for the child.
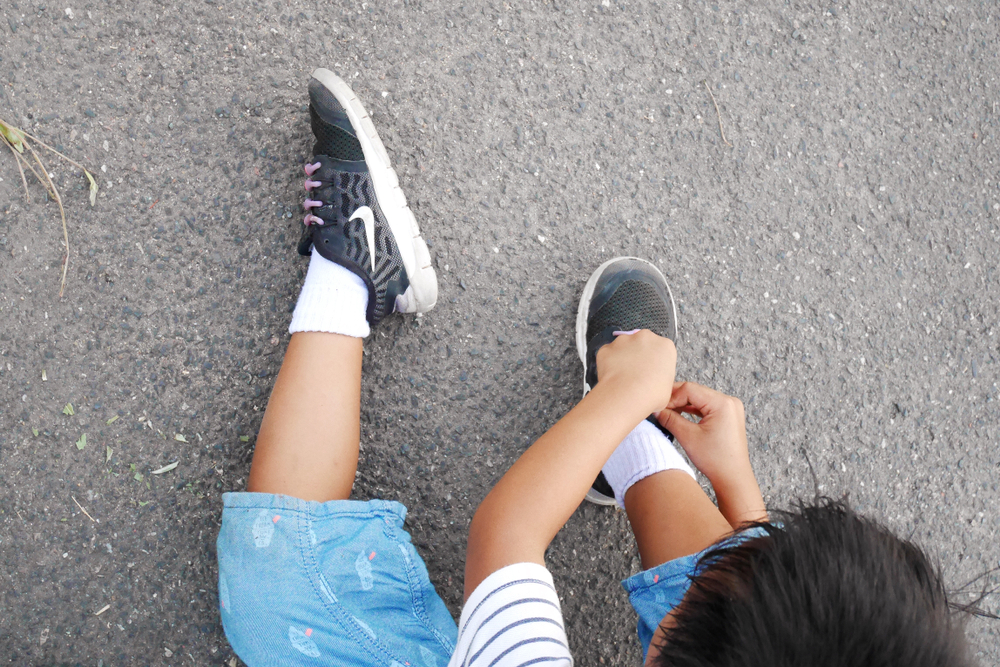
[216,70,972,666]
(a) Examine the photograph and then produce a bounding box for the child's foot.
[297,68,437,326]
[576,257,678,504]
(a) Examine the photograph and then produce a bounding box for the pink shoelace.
[303,162,323,226]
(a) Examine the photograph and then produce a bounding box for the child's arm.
[463,331,677,599]
[657,381,767,528]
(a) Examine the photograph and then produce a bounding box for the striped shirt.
[448,563,573,667]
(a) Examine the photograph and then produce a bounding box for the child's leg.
[622,467,769,664]
[618,388,768,662]
[623,470,733,570]
[246,331,362,502]
[573,258,733,568]
[218,70,454,667]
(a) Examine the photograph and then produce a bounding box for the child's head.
[652,499,971,666]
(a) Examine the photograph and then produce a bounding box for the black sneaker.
[297,68,437,326]
[575,257,678,505]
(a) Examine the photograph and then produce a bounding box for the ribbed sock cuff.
[289,248,371,338]
[602,419,696,509]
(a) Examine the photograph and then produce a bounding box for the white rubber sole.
[311,68,438,313]
[576,257,677,507]
[584,487,618,506]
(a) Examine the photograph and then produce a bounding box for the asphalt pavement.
[1,0,998,664]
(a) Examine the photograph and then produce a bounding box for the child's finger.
[666,381,719,413]
[670,404,705,419]
[656,408,699,443]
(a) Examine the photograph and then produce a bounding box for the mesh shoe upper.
[308,78,365,161]
[298,78,409,327]
[583,259,677,390]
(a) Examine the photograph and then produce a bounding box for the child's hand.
[595,330,676,413]
[656,382,751,485]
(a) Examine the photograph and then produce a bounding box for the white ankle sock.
[289,248,371,338]
[601,419,696,509]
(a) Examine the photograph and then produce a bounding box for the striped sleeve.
[448,563,573,667]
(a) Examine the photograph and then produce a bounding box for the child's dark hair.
[652,499,972,667]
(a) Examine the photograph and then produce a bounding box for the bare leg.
[623,470,733,571]
[246,331,363,502]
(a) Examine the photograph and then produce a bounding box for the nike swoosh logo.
[349,206,377,273]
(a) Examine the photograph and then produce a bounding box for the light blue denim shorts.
[218,491,767,665]
[622,527,770,660]
[217,493,456,667]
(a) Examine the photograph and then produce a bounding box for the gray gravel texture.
[1,0,999,664]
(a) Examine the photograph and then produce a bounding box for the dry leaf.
[85,170,98,206]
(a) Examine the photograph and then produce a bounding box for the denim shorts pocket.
[218,493,455,667]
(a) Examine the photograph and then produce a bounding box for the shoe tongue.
[310,156,343,181]
[312,155,368,178]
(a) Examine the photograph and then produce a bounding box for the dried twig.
[28,145,70,296]
[1,120,56,192]
[2,135,30,200]
[20,152,50,194]
[17,126,90,173]
[71,495,96,522]
[1,115,98,296]
[4,138,48,188]
[703,80,733,147]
